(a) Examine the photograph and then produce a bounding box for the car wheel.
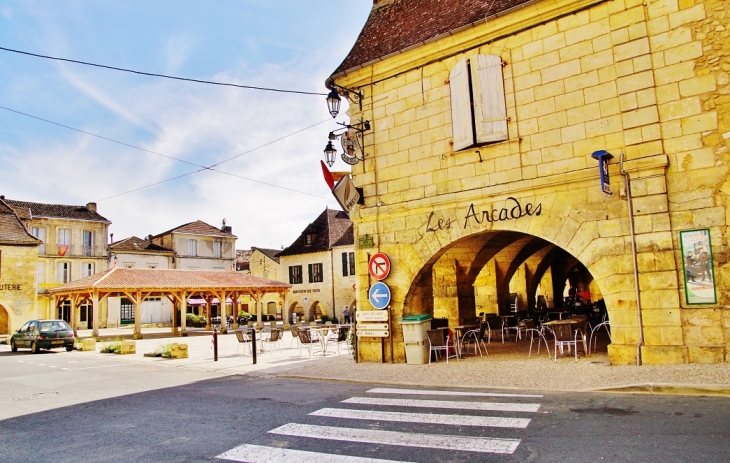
[65,346,74,352]
[30,341,39,354]
[10,340,17,352]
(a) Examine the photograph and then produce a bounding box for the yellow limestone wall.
[338,0,730,365]
[0,245,39,333]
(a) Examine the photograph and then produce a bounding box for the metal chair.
[289,325,300,348]
[522,319,550,359]
[426,329,457,364]
[461,323,488,356]
[552,323,579,362]
[298,329,321,358]
[589,320,611,355]
[262,329,282,353]
[502,316,521,342]
[235,330,251,355]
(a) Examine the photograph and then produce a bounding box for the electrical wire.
[0,104,337,201]
[0,46,327,96]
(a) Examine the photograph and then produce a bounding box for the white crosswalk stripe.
[343,396,541,412]
[311,407,531,428]
[216,387,540,461]
[367,387,543,398]
[269,423,521,454]
[217,443,416,463]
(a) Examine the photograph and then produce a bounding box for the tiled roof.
[48,267,291,293]
[154,220,237,239]
[3,198,111,223]
[330,0,533,77]
[0,199,41,245]
[277,208,354,257]
[253,247,281,263]
[109,236,174,253]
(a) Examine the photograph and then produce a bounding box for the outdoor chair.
[523,319,550,359]
[298,329,322,358]
[589,320,611,355]
[502,316,522,342]
[426,329,457,364]
[461,323,488,357]
[289,325,300,348]
[552,323,580,362]
[235,330,251,355]
[330,326,351,355]
[262,329,282,353]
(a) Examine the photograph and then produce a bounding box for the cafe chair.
[332,326,351,355]
[298,329,322,358]
[552,323,580,362]
[589,320,611,355]
[502,316,521,342]
[289,325,300,348]
[461,323,488,357]
[235,330,251,355]
[522,319,550,359]
[262,329,282,353]
[427,329,457,364]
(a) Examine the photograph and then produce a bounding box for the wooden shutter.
[288,266,294,284]
[472,54,508,143]
[342,252,348,276]
[308,264,313,283]
[449,58,474,151]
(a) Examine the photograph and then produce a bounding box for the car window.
[30,322,40,333]
[40,321,71,331]
[20,321,32,332]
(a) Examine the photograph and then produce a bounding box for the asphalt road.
[1,349,729,462]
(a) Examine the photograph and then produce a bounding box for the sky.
[0,1,371,250]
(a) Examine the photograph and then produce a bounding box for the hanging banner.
[680,228,716,305]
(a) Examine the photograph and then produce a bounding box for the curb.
[278,374,730,397]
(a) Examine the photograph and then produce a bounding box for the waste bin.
[399,314,433,364]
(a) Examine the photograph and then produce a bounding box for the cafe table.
[305,325,334,356]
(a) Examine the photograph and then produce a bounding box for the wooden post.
[92,292,100,337]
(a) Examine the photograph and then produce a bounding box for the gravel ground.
[282,337,730,393]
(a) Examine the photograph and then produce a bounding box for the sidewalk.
[39,327,730,396]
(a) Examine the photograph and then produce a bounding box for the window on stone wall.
[120,298,134,325]
[308,263,323,283]
[57,261,71,283]
[342,252,356,276]
[81,262,94,278]
[450,54,508,151]
[32,227,46,254]
[188,239,198,257]
[214,241,222,258]
[289,265,303,284]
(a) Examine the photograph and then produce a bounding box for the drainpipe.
[620,154,644,366]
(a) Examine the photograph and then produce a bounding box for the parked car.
[10,319,75,353]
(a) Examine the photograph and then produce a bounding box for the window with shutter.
[342,252,349,276]
[450,54,508,150]
[349,252,356,275]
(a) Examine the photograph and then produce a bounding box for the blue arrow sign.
[368,281,391,310]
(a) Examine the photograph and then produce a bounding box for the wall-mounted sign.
[368,282,391,310]
[680,228,716,305]
[0,284,22,291]
[357,311,389,322]
[332,175,361,214]
[591,150,614,195]
[368,252,391,280]
[356,329,389,338]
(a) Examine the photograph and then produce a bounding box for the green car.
[10,319,75,353]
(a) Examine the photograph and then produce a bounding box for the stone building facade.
[277,209,356,324]
[328,0,730,364]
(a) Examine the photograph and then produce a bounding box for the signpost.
[368,252,391,280]
[368,282,391,310]
[356,329,389,338]
[356,311,389,322]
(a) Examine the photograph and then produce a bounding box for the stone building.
[2,196,111,328]
[277,208,356,323]
[0,199,41,334]
[151,220,237,271]
[328,0,730,364]
[248,247,283,319]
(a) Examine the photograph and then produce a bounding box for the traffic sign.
[357,311,389,322]
[356,330,389,338]
[368,252,391,280]
[368,281,391,310]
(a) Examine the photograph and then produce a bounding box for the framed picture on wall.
[679,228,717,305]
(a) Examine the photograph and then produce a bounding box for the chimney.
[146,234,153,242]
[86,202,97,212]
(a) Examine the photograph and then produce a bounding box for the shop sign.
[0,283,22,291]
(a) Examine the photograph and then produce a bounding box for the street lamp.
[323,140,338,167]
[323,120,370,167]
[326,89,341,118]
[325,83,363,118]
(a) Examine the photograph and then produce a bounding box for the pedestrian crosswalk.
[216,387,543,462]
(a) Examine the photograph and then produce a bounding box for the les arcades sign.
[425,196,543,234]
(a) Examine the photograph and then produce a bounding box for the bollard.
[213,328,218,362]
[251,328,257,365]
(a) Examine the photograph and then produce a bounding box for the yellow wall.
[336,0,730,365]
[0,244,39,333]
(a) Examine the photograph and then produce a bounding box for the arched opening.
[289,302,303,323]
[0,304,8,335]
[308,301,323,321]
[403,229,609,339]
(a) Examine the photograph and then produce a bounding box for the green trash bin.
[399,314,433,364]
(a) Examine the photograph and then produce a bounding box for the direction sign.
[368,252,391,280]
[356,323,389,331]
[356,330,389,338]
[357,311,389,322]
[368,281,391,310]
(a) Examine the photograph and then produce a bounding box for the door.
[0,305,8,335]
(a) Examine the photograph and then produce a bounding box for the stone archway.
[0,304,8,335]
[308,301,323,321]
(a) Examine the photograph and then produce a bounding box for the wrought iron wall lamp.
[326,83,364,118]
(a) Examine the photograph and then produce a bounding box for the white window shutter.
[450,58,474,151]
[472,54,508,143]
